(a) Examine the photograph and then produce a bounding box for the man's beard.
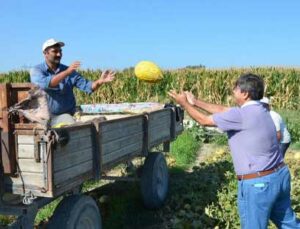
[52,57,61,65]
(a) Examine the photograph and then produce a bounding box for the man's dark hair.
[234,73,264,100]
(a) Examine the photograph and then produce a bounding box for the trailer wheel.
[47,194,101,229]
[140,152,169,209]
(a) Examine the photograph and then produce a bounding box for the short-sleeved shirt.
[30,62,93,115]
[270,110,291,144]
[212,101,283,175]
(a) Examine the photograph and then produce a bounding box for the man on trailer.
[30,38,115,126]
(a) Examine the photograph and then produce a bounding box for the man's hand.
[92,70,116,91]
[49,61,80,87]
[168,90,189,107]
[66,61,81,75]
[99,70,116,83]
[184,91,196,106]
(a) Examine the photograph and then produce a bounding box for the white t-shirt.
[270,110,291,143]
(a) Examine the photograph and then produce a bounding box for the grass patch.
[290,142,300,151]
[35,197,62,225]
[170,129,200,169]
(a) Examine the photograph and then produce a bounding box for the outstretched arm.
[168,90,216,126]
[185,91,230,114]
[49,61,81,87]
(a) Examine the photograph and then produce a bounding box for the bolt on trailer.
[0,83,184,228]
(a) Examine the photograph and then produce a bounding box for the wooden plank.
[10,83,34,89]
[64,127,92,140]
[17,144,35,158]
[99,116,143,133]
[101,152,141,171]
[0,84,17,174]
[102,142,143,164]
[149,127,171,142]
[149,116,171,129]
[53,147,93,172]
[54,136,93,154]
[102,132,143,155]
[100,124,143,143]
[17,135,35,144]
[54,160,93,185]
[17,159,43,173]
[4,172,44,188]
[14,123,45,130]
[6,186,53,198]
[53,171,93,197]
[149,122,171,134]
[148,110,171,122]
[175,123,184,134]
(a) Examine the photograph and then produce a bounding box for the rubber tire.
[140,152,169,209]
[47,195,101,229]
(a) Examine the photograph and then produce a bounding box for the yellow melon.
[134,61,163,83]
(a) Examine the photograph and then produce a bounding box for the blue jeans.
[238,166,300,229]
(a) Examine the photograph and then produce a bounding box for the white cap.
[260,97,269,105]
[42,38,65,52]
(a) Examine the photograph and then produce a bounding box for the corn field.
[0,67,299,110]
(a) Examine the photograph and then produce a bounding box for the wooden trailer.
[0,83,184,228]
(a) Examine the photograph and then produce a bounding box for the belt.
[237,162,285,180]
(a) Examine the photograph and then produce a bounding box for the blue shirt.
[30,62,93,115]
[212,101,282,175]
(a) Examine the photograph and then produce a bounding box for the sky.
[1,0,300,73]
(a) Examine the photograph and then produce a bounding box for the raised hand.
[66,61,81,74]
[184,91,196,106]
[92,70,116,91]
[168,90,188,106]
[99,70,116,83]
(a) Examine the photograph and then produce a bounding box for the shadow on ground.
[86,159,235,229]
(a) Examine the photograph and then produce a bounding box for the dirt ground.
[90,144,220,228]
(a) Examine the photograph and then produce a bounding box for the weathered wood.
[148,115,171,128]
[17,144,35,158]
[6,186,53,198]
[54,160,93,185]
[10,83,34,89]
[149,127,170,141]
[59,127,92,141]
[102,142,143,164]
[0,84,16,174]
[148,110,171,122]
[100,126,143,143]
[99,116,144,133]
[53,171,93,196]
[102,132,143,155]
[1,91,184,200]
[101,152,141,171]
[54,136,93,154]
[4,172,45,188]
[14,123,45,130]
[17,135,35,144]
[53,147,93,172]
[17,159,43,173]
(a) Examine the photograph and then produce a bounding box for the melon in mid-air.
[134,61,163,83]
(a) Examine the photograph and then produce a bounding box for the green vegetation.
[170,129,200,169]
[279,110,300,144]
[35,197,62,225]
[1,67,300,110]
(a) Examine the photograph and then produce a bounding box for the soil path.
[187,143,219,172]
